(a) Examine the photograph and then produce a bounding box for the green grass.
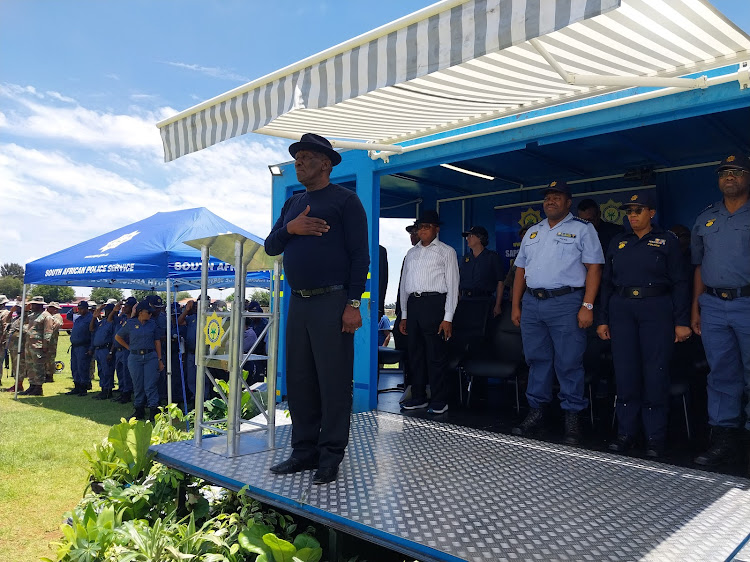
[0,333,134,562]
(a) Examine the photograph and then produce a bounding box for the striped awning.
[158,0,750,162]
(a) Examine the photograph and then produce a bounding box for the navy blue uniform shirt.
[183,313,198,351]
[91,318,115,347]
[459,248,505,293]
[600,226,689,325]
[70,311,93,346]
[112,312,130,348]
[117,318,159,351]
[691,199,750,288]
[264,183,370,300]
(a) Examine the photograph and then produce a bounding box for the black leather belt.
[292,284,345,298]
[705,285,750,300]
[410,291,444,298]
[460,289,492,298]
[94,344,110,350]
[527,286,583,300]
[615,285,670,298]
[132,349,155,355]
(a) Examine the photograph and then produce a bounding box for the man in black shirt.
[264,133,370,485]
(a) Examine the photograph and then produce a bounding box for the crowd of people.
[0,293,269,423]
[390,152,750,470]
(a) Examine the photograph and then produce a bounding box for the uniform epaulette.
[666,230,678,240]
[571,216,590,224]
[698,203,714,215]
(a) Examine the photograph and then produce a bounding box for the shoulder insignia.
[571,216,590,224]
[698,203,715,215]
[618,241,627,249]
[666,230,678,240]
[529,231,538,239]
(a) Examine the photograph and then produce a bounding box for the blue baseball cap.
[716,153,750,173]
[146,295,165,308]
[123,296,137,306]
[543,180,572,198]
[135,301,154,314]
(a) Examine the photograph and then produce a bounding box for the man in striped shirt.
[398,210,460,415]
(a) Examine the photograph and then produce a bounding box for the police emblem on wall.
[601,199,624,226]
[204,311,224,350]
[518,207,542,228]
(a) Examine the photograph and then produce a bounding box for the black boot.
[608,434,635,453]
[66,383,80,395]
[148,408,158,424]
[26,385,43,396]
[512,407,545,436]
[113,391,131,403]
[93,389,112,400]
[129,406,146,421]
[563,410,583,446]
[645,438,664,459]
[694,427,738,466]
[77,384,88,396]
[45,374,54,383]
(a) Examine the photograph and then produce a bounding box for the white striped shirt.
[399,238,459,322]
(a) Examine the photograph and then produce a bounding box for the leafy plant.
[108,419,154,483]
[239,523,322,562]
[83,440,130,491]
[42,503,125,562]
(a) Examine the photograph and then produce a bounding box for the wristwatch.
[581,302,594,310]
[346,299,361,309]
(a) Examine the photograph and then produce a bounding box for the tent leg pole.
[194,245,210,448]
[266,260,281,448]
[166,278,173,407]
[226,239,244,457]
[13,284,28,400]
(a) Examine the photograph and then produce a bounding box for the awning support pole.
[166,278,173,406]
[193,245,210,447]
[529,38,707,90]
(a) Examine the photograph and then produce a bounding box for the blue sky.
[1,0,748,302]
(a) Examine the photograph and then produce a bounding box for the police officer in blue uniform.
[67,301,93,396]
[511,180,604,444]
[109,297,136,403]
[691,153,750,467]
[145,295,168,403]
[459,225,505,318]
[115,300,164,422]
[177,299,199,400]
[90,303,116,400]
[597,192,691,457]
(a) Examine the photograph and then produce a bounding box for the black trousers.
[610,294,674,441]
[406,293,449,404]
[286,290,353,468]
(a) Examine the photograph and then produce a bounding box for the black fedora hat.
[416,209,442,226]
[289,133,342,166]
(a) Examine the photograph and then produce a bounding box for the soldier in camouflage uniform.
[3,304,27,393]
[45,302,64,383]
[0,295,11,380]
[22,295,54,396]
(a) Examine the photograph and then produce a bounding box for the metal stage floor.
[151,411,750,562]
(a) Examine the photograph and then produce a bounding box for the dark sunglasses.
[624,207,647,216]
[718,169,747,178]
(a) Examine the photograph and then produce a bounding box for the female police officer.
[597,192,691,457]
[114,300,163,422]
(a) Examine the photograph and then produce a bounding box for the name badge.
[647,238,666,247]
[556,232,576,238]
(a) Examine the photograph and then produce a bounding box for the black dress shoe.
[269,457,318,475]
[563,411,583,446]
[645,439,664,459]
[608,434,634,453]
[512,407,545,436]
[312,466,339,485]
[694,427,738,466]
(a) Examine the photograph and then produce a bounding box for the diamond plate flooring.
[152,411,750,562]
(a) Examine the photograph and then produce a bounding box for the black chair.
[458,308,526,412]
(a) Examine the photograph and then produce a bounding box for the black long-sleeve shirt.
[599,226,689,326]
[264,183,370,301]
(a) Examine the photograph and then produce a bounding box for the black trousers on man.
[406,293,449,404]
[286,289,353,469]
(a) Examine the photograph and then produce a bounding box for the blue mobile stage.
[153,0,750,559]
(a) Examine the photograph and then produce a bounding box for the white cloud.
[163,61,250,83]
[45,90,76,103]
[104,73,120,81]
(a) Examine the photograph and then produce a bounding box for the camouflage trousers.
[10,348,27,383]
[46,334,60,376]
[25,346,46,386]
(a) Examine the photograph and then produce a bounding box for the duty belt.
[460,289,492,298]
[615,285,670,298]
[93,344,111,350]
[526,286,583,300]
[410,291,444,298]
[291,284,345,298]
[132,349,155,355]
[705,285,750,301]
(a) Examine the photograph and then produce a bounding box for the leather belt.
[526,286,583,300]
[94,344,110,350]
[460,289,492,298]
[410,291,444,298]
[132,349,155,355]
[292,285,345,298]
[615,285,670,298]
[705,285,750,301]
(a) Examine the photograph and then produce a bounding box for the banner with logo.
[494,187,653,273]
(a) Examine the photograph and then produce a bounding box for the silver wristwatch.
[346,299,361,309]
[581,302,594,310]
